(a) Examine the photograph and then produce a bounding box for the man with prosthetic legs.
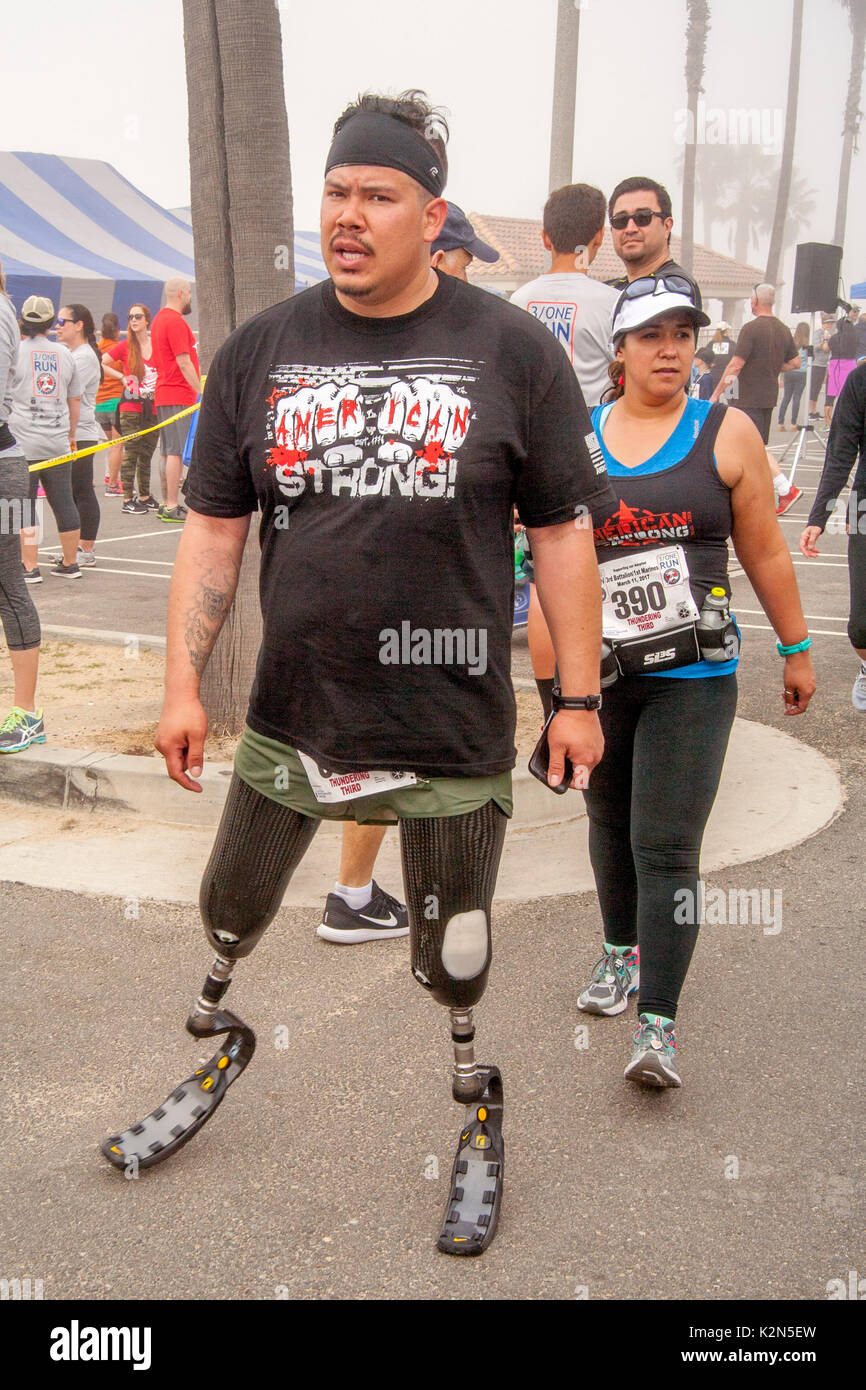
[101,90,613,1254]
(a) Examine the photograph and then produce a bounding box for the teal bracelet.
[777,636,811,656]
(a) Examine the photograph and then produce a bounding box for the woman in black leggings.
[9,297,83,580]
[56,303,103,565]
[570,277,815,1087]
[0,272,43,751]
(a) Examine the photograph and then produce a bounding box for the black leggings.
[28,456,79,534]
[582,673,737,1020]
[0,455,40,651]
[849,487,866,650]
[72,447,100,544]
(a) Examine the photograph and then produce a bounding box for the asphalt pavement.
[1,421,863,1304]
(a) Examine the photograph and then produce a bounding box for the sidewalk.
[0,716,842,906]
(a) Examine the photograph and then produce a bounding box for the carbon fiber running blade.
[101,1012,254,1171]
[438,1066,504,1256]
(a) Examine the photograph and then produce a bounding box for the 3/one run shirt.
[150,307,199,407]
[187,272,616,777]
[510,272,618,407]
[9,335,82,461]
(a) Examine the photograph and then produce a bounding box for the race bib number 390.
[599,545,699,641]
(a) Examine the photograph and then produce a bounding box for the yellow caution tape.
[27,399,202,473]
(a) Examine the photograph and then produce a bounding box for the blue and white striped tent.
[0,152,196,322]
[0,151,329,325]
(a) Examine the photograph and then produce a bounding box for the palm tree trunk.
[548,0,580,193]
[765,0,803,284]
[833,1,866,247]
[681,1,711,277]
[182,0,294,737]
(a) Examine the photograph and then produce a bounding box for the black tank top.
[591,397,732,612]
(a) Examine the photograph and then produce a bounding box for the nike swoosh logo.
[358,911,399,927]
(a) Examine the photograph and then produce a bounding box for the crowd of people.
[0,269,199,753]
[3,87,862,1254]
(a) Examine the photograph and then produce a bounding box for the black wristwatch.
[551,686,602,712]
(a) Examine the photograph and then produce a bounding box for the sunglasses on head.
[619,273,697,303]
[610,209,665,231]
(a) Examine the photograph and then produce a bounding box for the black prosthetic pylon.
[101,960,255,1172]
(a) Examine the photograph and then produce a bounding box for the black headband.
[325,111,445,198]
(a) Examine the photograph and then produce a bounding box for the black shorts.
[733,405,772,443]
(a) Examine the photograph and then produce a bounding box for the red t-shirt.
[150,307,200,407]
[106,338,157,413]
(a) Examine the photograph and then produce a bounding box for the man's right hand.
[155,697,209,792]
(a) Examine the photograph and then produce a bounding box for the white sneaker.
[853,664,866,713]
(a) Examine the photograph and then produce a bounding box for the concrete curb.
[42,625,166,654]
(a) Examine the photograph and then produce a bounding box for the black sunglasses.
[128,312,145,321]
[613,274,701,323]
[610,209,665,231]
[55,316,73,327]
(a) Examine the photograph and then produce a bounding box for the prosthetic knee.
[400,800,508,1254]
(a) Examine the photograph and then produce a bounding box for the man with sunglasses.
[606,176,701,306]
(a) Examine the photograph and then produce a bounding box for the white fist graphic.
[377,376,471,452]
[275,382,364,451]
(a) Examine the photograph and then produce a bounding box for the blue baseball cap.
[432,203,499,263]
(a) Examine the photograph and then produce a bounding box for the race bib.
[599,545,699,642]
[297,751,418,804]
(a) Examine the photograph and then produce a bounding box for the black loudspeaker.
[791,242,843,313]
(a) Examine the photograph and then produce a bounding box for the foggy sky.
[0,0,860,305]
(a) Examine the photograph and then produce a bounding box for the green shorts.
[234,725,513,823]
[95,399,120,415]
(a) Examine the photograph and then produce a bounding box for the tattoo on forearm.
[182,553,237,676]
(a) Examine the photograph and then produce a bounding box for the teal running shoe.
[577,945,639,1016]
[0,707,46,753]
[624,1015,681,1088]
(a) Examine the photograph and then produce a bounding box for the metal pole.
[548,0,581,193]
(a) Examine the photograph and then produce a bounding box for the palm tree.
[681,0,711,275]
[716,146,777,263]
[834,0,866,247]
[182,0,294,736]
[765,0,803,284]
[548,0,581,192]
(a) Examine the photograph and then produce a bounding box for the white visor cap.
[610,285,710,353]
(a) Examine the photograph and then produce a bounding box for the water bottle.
[696,587,736,662]
[600,638,619,687]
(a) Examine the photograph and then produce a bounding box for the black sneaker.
[139,495,161,510]
[49,560,82,579]
[22,567,42,584]
[121,498,148,514]
[316,881,409,943]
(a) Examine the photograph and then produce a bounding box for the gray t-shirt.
[510,271,618,408]
[9,334,81,461]
[71,342,101,439]
[0,294,21,456]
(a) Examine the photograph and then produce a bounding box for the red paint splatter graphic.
[415,439,450,466]
[266,386,287,408]
[265,445,308,472]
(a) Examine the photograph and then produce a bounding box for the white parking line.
[735,608,847,622]
[86,567,171,579]
[737,622,848,637]
[90,530,183,544]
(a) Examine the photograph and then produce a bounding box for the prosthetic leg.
[101,776,318,1170]
[400,800,508,1255]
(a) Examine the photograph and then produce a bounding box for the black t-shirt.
[696,336,735,386]
[186,273,616,777]
[732,316,798,407]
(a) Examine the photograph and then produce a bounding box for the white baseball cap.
[611,275,710,347]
